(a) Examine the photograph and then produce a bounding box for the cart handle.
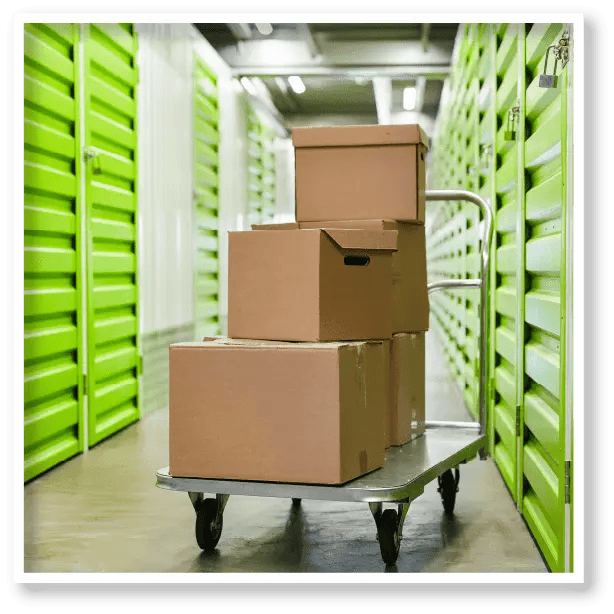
[424,190,494,441]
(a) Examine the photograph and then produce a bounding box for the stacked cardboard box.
[169,124,429,484]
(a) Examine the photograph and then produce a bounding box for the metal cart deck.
[156,189,493,565]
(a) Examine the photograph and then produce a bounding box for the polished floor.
[24,333,548,573]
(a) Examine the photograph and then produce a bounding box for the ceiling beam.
[233,65,450,78]
[372,77,392,125]
[226,23,252,40]
[273,77,299,112]
[421,23,431,52]
[218,38,452,69]
[297,23,321,59]
[415,76,427,112]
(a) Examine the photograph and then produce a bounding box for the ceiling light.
[288,75,306,94]
[240,77,257,96]
[255,23,273,35]
[403,86,417,111]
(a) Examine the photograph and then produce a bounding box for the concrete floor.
[24,333,548,573]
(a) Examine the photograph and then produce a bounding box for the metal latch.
[515,404,521,437]
[564,460,571,504]
[478,143,493,172]
[539,30,570,89]
[504,106,520,141]
[83,147,102,175]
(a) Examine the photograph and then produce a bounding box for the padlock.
[504,107,518,141]
[539,45,559,89]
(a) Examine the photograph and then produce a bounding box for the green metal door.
[520,22,570,573]
[427,24,481,419]
[193,56,220,339]
[260,123,277,223]
[490,23,522,501]
[24,23,84,481]
[247,107,265,227]
[82,23,140,446]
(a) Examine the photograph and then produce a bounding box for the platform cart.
[156,189,493,565]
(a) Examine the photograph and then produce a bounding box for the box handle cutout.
[344,254,370,266]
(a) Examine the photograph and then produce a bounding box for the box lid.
[321,229,397,251]
[292,124,429,149]
[247,226,397,251]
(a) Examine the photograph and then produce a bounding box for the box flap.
[251,222,299,230]
[321,229,398,251]
[170,337,385,350]
[299,220,398,230]
[292,124,429,149]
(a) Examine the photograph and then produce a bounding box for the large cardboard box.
[169,338,389,484]
[253,220,429,333]
[387,332,426,448]
[292,124,429,223]
[228,228,397,341]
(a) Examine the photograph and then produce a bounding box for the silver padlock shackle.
[543,44,559,77]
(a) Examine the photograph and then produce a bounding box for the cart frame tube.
[425,190,494,439]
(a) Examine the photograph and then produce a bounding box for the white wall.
[137,23,195,335]
[216,79,249,332]
[274,137,295,223]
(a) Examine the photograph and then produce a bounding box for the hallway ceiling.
[194,22,458,130]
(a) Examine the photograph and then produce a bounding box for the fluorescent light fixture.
[255,23,273,35]
[403,86,417,111]
[288,75,306,94]
[240,77,257,96]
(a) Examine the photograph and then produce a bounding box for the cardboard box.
[387,332,425,447]
[253,220,429,333]
[169,338,389,484]
[228,228,397,341]
[292,124,429,223]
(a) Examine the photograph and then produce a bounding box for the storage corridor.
[22,21,575,575]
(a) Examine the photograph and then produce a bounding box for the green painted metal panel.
[193,55,220,340]
[24,23,84,481]
[246,109,277,226]
[83,23,140,446]
[520,23,568,573]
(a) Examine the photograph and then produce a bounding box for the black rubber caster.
[377,509,401,565]
[437,468,460,515]
[195,497,223,551]
[291,498,302,506]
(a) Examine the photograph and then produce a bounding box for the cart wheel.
[377,509,401,565]
[437,468,460,515]
[291,498,301,506]
[195,497,223,551]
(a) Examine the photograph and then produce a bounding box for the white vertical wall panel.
[274,137,295,223]
[137,24,194,335]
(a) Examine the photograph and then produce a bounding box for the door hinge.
[515,404,521,437]
[564,460,572,504]
[82,373,88,397]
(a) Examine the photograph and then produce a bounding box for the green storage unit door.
[24,23,84,481]
[491,23,521,500]
[520,23,569,573]
[427,24,481,419]
[247,108,265,227]
[82,24,140,446]
[260,123,277,223]
[193,56,220,339]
